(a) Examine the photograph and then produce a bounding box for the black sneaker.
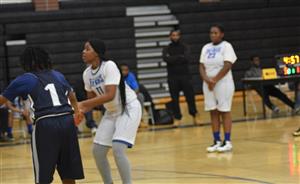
[6,133,15,141]
[293,128,300,136]
[0,134,5,142]
[293,106,300,114]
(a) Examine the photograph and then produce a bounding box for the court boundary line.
[131,169,274,184]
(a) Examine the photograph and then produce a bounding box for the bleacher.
[0,1,136,91]
[170,0,300,92]
[0,0,299,97]
[0,25,5,92]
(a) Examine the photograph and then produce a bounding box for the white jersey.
[199,41,237,82]
[200,41,237,112]
[83,60,137,115]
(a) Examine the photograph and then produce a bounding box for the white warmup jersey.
[83,60,142,147]
[200,41,237,112]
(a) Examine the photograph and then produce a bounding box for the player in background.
[0,46,84,184]
[199,25,237,153]
[80,39,142,184]
[6,97,33,141]
[120,63,150,128]
[0,101,26,141]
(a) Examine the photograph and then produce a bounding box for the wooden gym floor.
[1,92,300,184]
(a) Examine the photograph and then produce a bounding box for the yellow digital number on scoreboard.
[262,68,277,79]
[276,53,300,76]
[283,54,300,65]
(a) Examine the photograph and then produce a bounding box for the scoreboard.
[276,53,300,76]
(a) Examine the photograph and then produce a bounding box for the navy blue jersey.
[2,70,73,122]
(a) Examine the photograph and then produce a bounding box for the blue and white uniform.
[83,60,142,148]
[200,41,237,112]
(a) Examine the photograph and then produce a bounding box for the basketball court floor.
[1,94,300,184]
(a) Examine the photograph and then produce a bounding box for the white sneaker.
[217,141,233,152]
[293,128,300,136]
[207,141,222,153]
[91,127,97,136]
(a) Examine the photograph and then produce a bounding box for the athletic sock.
[225,132,231,141]
[213,132,221,142]
[7,127,13,135]
[27,124,33,134]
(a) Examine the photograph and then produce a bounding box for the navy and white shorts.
[31,114,84,183]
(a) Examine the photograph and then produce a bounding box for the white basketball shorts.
[203,79,235,112]
[94,99,142,148]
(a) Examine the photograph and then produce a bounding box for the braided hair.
[20,46,52,72]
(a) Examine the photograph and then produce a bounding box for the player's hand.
[78,102,90,114]
[74,110,84,126]
[207,78,216,91]
[22,109,29,117]
[208,83,215,91]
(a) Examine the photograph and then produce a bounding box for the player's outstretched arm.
[86,91,96,99]
[0,95,8,105]
[79,85,117,113]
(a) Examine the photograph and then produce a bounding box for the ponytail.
[115,62,127,113]
[102,59,127,113]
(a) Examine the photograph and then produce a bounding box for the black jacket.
[162,41,191,76]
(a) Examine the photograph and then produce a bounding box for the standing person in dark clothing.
[245,55,297,113]
[162,30,200,126]
[0,99,28,141]
[0,104,9,141]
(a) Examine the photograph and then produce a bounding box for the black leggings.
[0,108,9,134]
[168,75,197,120]
[255,85,295,110]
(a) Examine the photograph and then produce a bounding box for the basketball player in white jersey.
[79,39,142,184]
[199,25,237,153]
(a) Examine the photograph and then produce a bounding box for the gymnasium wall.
[0,0,195,94]
[0,0,299,95]
[0,1,136,95]
[170,0,300,92]
[0,25,5,92]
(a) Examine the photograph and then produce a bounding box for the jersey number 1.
[45,83,62,106]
